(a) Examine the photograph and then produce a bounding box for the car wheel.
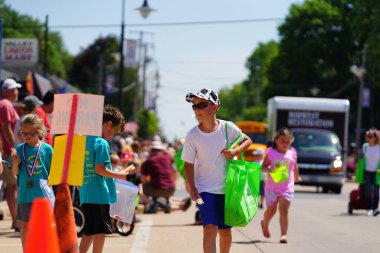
[332,185,342,194]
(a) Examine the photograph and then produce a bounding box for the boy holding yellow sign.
[260,128,301,244]
[79,105,133,253]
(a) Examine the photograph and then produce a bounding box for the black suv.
[292,128,344,194]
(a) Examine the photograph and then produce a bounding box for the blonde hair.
[20,114,47,140]
[272,128,294,149]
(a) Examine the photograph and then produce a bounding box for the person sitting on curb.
[141,140,191,213]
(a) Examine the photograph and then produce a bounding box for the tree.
[216,41,278,122]
[244,41,279,106]
[263,0,357,99]
[0,0,71,77]
[67,35,138,117]
[262,0,380,137]
[137,108,159,139]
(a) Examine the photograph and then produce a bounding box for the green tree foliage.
[245,41,279,105]
[137,108,159,139]
[68,35,138,118]
[263,0,357,99]
[217,41,278,122]
[218,84,267,122]
[0,0,71,78]
[262,0,380,131]
[68,36,119,91]
[219,0,380,132]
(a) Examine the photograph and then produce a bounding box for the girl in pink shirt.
[260,128,301,243]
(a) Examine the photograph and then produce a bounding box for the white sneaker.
[367,210,374,216]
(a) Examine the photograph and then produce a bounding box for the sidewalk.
[0,202,263,253]
[131,204,262,253]
[0,201,10,221]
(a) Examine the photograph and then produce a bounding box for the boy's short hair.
[103,104,125,127]
[42,89,56,104]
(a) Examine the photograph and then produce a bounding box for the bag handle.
[225,123,244,159]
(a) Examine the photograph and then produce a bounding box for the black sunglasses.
[192,102,212,111]
[20,131,38,138]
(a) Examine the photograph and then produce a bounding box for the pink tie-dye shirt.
[265,147,297,193]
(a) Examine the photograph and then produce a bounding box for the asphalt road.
[0,182,379,253]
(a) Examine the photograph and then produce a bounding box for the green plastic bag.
[269,165,289,183]
[224,124,261,227]
[173,147,186,180]
[376,170,380,186]
[355,158,365,184]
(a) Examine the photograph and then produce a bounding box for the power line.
[162,68,243,81]
[160,59,244,65]
[4,17,284,30]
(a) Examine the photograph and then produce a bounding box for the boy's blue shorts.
[198,192,231,229]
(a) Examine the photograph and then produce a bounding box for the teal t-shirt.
[14,142,53,204]
[79,136,117,204]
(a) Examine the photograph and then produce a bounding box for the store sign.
[1,38,38,66]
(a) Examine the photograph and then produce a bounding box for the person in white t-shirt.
[181,88,252,253]
[362,129,380,216]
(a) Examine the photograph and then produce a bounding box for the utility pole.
[142,43,148,109]
[43,15,49,77]
[119,0,125,114]
[97,49,105,95]
[132,31,144,120]
[351,47,367,156]
[130,30,154,117]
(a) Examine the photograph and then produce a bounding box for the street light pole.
[119,0,155,115]
[356,75,364,149]
[351,65,366,155]
[119,0,126,114]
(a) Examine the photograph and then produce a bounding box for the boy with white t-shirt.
[182,88,252,253]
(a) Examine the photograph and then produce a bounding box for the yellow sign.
[49,135,86,186]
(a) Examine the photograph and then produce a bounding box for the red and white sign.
[2,38,39,66]
[51,94,104,136]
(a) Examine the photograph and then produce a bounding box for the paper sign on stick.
[49,135,86,186]
[51,94,104,136]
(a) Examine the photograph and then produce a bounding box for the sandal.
[280,235,287,243]
[260,220,271,238]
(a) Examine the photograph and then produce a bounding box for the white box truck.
[267,96,350,194]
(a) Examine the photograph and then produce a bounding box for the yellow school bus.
[235,121,268,162]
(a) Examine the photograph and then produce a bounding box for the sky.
[8,0,301,141]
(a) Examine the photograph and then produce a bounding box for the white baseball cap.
[185,88,220,106]
[151,140,165,150]
[2,79,22,90]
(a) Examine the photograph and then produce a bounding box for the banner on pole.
[125,39,137,68]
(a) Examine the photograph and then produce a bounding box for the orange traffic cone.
[54,184,79,253]
[25,198,60,253]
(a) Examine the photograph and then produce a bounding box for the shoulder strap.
[224,122,243,150]
[362,143,368,158]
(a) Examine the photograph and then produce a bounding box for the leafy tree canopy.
[0,0,71,78]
